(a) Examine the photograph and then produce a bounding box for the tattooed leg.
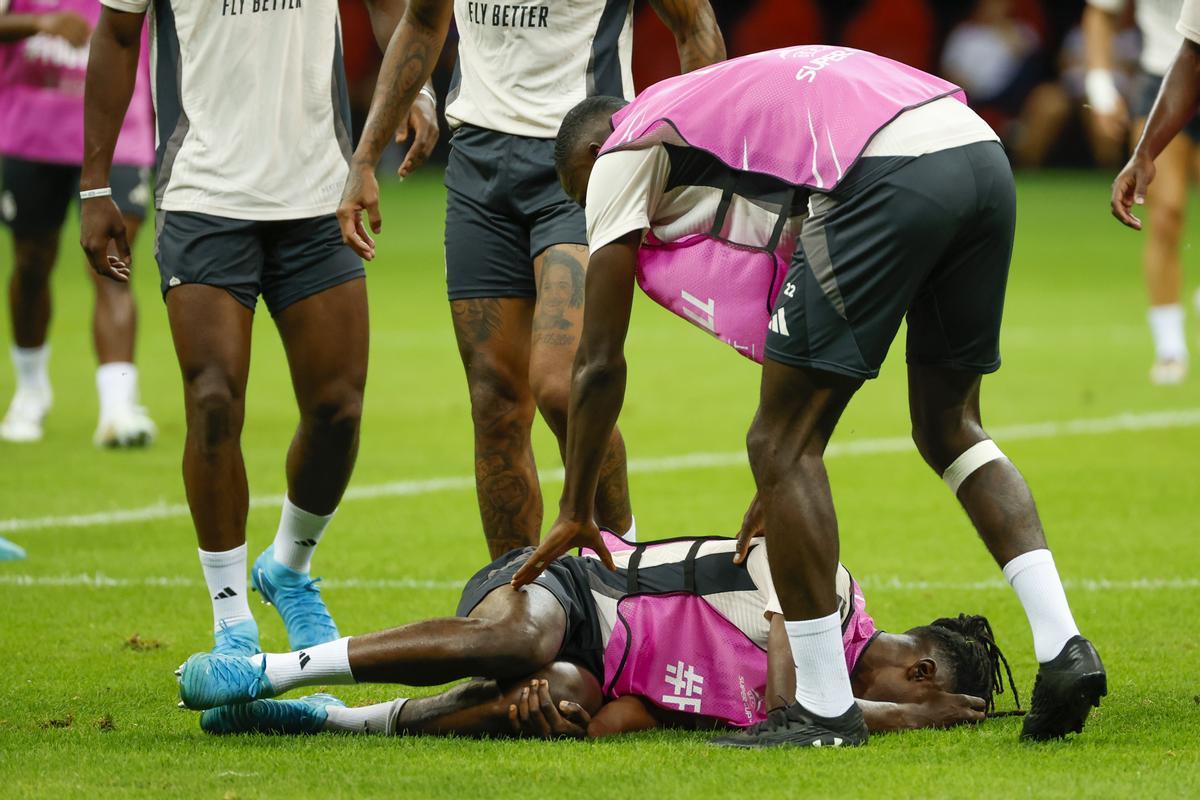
[451,298,543,559]
[530,245,634,534]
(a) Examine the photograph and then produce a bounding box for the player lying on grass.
[176,532,1017,739]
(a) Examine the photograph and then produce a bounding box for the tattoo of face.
[452,298,504,344]
[533,249,585,333]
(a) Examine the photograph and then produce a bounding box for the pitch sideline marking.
[2,407,1199,536]
[0,573,1195,593]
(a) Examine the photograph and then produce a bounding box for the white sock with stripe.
[254,636,354,692]
[271,496,334,574]
[198,544,253,631]
[323,699,407,734]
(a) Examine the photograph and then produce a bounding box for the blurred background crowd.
[338,0,1136,169]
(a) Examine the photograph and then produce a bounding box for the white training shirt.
[99,0,354,220]
[585,97,999,255]
[1179,0,1200,43]
[446,0,635,138]
[1089,0,1186,75]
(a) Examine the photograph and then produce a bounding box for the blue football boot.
[0,536,26,561]
[212,618,261,656]
[251,546,339,650]
[176,652,276,710]
[200,693,344,735]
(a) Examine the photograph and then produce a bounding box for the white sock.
[96,362,138,420]
[323,699,407,735]
[624,516,637,543]
[785,612,855,718]
[1148,304,1187,362]
[253,636,355,693]
[1002,549,1081,663]
[271,496,334,574]
[198,544,253,631]
[11,344,50,394]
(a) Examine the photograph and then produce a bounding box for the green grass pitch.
[0,171,1197,798]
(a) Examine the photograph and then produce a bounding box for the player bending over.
[176,532,1016,739]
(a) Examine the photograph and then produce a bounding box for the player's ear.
[588,141,603,159]
[908,658,938,683]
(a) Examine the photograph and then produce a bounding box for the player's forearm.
[856,700,919,732]
[353,0,451,167]
[1133,39,1200,161]
[1081,5,1118,71]
[0,14,44,41]
[651,0,725,72]
[80,8,143,190]
[559,350,627,521]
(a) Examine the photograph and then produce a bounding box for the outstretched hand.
[507,678,593,739]
[79,197,132,283]
[511,516,614,588]
[733,492,765,565]
[1111,151,1155,230]
[396,93,439,179]
[336,162,381,261]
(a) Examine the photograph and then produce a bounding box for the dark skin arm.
[0,10,90,44]
[337,0,454,260]
[78,7,144,283]
[362,0,440,179]
[511,233,642,587]
[647,0,725,72]
[1112,38,1200,229]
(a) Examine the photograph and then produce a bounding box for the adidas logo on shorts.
[767,308,790,336]
[168,277,182,287]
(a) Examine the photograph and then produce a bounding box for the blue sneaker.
[176,652,276,710]
[200,693,344,735]
[0,536,26,561]
[251,546,339,650]
[212,618,261,656]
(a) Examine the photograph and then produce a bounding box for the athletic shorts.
[1134,70,1200,141]
[443,125,587,300]
[155,211,364,316]
[1,158,150,236]
[456,547,605,681]
[766,141,1016,379]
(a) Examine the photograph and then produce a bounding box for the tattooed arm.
[337,0,454,259]
[363,0,440,178]
[648,0,725,73]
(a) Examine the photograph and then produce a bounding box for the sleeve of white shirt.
[100,0,151,12]
[584,146,671,255]
[1180,0,1200,44]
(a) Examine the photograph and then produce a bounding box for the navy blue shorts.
[443,125,587,301]
[154,211,364,316]
[1,158,149,236]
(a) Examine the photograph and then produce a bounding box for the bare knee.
[468,364,535,444]
[302,379,364,440]
[184,368,244,454]
[911,412,986,474]
[530,374,570,439]
[12,239,57,289]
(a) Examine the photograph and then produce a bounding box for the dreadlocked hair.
[913,614,1020,713]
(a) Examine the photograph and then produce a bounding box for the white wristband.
[79,187,113,200]
[419,86,436,105]
[1085,69,1120,114]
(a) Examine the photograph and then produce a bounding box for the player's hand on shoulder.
[38,12,92,48]
[511,516,613,588]
[507,678,592,739]
[337,162,381,261]
[1111,151,1154,230]
[397,92,439,180]
[79,197,131,283]
[733,492,765,565]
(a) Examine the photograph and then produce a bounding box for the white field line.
[0,573,1195,593]
[3,407,1199,536]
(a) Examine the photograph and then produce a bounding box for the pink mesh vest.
[598,46,963,362]
[589,531,877,728]
[0,0,154,166]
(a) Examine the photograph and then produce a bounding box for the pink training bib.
[0,0,154,166]
[599,46,963,362]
